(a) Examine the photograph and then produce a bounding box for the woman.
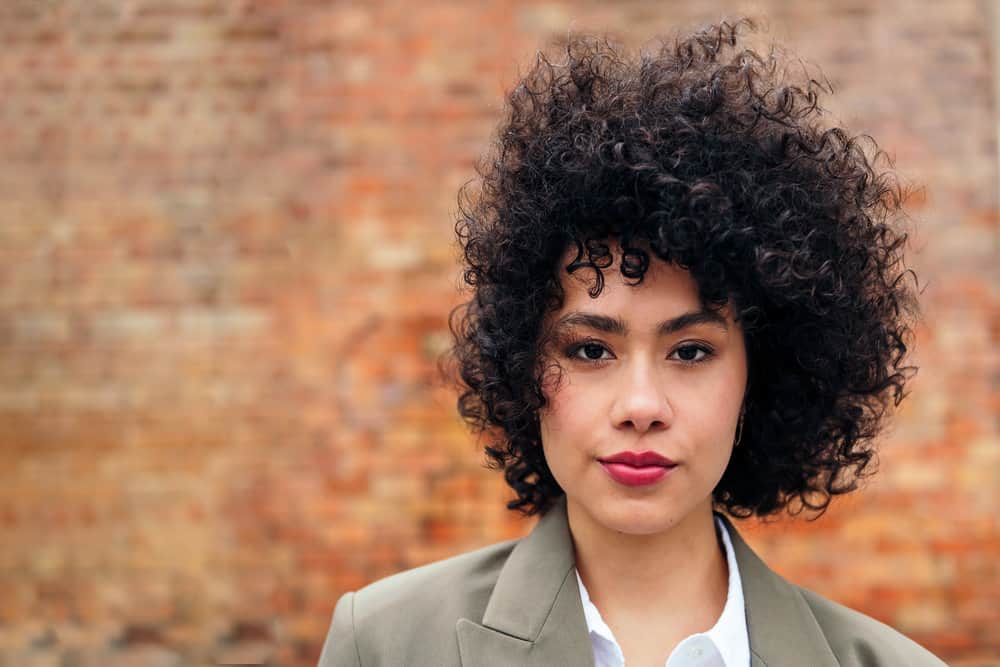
[320,18,947,667]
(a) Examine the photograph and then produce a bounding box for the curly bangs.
[446,18,920,519]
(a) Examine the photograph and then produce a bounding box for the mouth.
[597,451,677,487]
[597,450,677,467]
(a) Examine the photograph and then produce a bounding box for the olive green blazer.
[319,496,946,666]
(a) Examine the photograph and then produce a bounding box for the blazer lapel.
[716,514,840,667]
[455,495,595,667]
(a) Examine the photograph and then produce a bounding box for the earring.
[735,380,750,449]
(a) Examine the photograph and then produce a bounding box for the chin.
[595,501,683,536]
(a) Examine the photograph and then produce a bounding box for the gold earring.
[734,410,745,448]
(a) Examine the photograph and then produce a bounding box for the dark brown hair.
[446,18,920,519]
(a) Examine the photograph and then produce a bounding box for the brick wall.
[0,1,996,666]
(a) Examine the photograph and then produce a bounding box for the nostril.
[622,418,667,432]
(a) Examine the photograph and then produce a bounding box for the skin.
[538,241,748,666]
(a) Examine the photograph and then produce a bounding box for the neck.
[568,497,729,633]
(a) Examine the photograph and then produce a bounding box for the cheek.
[540,377,596,454]
[540,385,577,439]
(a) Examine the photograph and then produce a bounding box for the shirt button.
[690,645,704,658]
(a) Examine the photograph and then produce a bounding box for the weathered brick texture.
[0,1,996,666]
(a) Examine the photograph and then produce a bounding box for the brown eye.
[671,344,713,364]
[566,341,612,362]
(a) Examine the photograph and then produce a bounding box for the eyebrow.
[553,309,729,337]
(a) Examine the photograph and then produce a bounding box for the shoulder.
[353,537,517,622]
[795,585,948,667]
[319,538,519,666]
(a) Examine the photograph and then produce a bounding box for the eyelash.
[564,339,715,366]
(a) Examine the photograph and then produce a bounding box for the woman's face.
[539,244,748,537]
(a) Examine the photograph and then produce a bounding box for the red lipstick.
[598,450,677,487]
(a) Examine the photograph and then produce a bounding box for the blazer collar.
[715,513,840,667]
[456,496,840,667]
[455,495,594,666]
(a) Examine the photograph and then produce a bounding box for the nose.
[609,356,673,433]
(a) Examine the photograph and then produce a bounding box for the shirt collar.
[708,513,750,667]
[574,514,750,667]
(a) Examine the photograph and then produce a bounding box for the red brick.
[0,2,995,666]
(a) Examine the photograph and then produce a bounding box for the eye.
[670,343,713,364]
[566,340,613,363]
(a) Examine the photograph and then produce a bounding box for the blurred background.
[1,1,997,666]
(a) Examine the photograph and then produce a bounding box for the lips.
[598,450,677,467]
[598,451,678,487]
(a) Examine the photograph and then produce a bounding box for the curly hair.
[445,18,920,520]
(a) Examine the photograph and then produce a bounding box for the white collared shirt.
[575,515,750,667]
